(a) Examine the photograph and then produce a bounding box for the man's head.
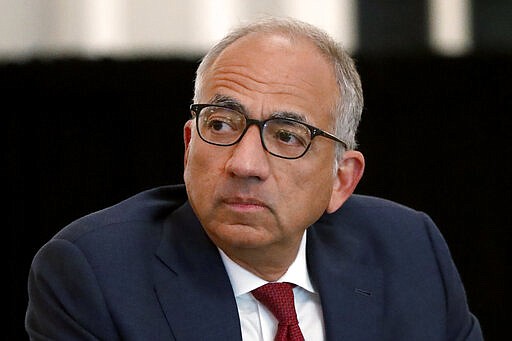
[183,17,365,278]
[194,17,364,158]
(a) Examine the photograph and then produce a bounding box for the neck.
[220,236,303,282]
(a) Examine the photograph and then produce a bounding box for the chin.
[205,223,274,249]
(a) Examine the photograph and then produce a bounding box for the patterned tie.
[251,282,305,341]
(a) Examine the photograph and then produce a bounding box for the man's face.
[183,33,341,257]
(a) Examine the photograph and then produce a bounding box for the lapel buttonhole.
[354,288,372,297]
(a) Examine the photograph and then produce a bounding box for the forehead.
[201,32,338,123]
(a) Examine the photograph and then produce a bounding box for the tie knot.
[251,282,298,325]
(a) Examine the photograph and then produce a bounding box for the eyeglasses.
[190,104,347,159]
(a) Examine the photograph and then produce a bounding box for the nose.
[225,125,271,180]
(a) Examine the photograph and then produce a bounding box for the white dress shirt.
[219,231,325,341]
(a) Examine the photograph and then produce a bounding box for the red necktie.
[251,282,305,341]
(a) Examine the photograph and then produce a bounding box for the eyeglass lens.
[197,106,312,159]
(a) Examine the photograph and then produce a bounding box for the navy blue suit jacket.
[26,185,483,340]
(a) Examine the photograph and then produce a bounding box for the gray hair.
[193,16,363,160]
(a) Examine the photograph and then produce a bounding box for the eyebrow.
[272,111,307,123]
[209,94,247,115]
[208,93,308,123]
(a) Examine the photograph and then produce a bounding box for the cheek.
[294,171,334,205]
[185,143,213,182]
[184,140,227,200]
[289,151,336,191]
[276,162,335,224]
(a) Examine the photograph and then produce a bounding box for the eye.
[266,119,310,148]
[275,130,303,145]
[202,107,243,132]
[206,116,233,132]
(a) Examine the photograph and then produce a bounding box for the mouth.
[222,197,269,212]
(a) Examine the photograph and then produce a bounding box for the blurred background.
[4,0,510,339]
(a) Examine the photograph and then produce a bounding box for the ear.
[326,150,365,213]
[183,120,193,167]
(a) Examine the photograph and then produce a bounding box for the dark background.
[5,1,512,339]
[5,53,510,341]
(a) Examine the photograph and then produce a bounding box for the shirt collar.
[219,230,316,297]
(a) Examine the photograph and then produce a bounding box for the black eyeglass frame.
[190,103,348,159]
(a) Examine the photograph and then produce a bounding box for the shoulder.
[321,194,430,231]
[52,184,188,244]
[341,194,421,216]
[310,199,482,339]
[31,184,190,288]
[312,194,443,265]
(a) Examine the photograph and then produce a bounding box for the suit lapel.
[153,203,242,341]
[307,214,383,340]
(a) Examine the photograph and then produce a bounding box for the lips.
[224,197,266,206]
[222,196,269,211]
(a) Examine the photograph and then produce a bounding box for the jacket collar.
[154,202,242,340]
[307,210,383,340]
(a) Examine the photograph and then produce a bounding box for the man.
[26,17,483,340]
